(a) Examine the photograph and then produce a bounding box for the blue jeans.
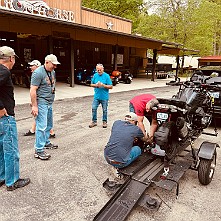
[108,146,141,169]
[0,116,20,186]
[35,104,53,152]
[92,99,108,122]
[129,102,135,112]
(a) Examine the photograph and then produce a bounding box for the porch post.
[70,39,75,87]
[113,44,118,70]
[152,49,157,81]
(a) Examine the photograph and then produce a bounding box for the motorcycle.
[119,69,133,84]
[111,69,133,84]
[74,67,95,85]
[110,70,120,86]
[152,78,220,184]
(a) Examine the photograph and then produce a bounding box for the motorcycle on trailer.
[94,74,220,221]
[153,79,218,184]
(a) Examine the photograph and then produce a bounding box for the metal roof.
[198,56,221,61]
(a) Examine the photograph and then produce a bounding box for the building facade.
[0,0,178,86]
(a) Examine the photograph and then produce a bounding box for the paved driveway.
[1,84,221,221]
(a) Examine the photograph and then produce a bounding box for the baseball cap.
[125,112,138,121]
[0,46,18,58]
[45,54,60,65]
[28,60,41,67]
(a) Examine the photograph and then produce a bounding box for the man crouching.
[104,112,146,173]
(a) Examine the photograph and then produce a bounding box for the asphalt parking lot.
[1,79,221,221]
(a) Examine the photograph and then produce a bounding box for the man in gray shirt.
[104,112,145,169]
[30,54,60,160]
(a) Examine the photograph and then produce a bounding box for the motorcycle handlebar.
[181,81,221,92]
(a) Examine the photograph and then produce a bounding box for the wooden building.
[0,0,181,86]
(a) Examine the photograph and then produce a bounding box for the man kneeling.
[104,113,146,173]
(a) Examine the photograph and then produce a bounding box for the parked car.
[190,66,221,119]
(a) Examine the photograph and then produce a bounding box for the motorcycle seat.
[157,98,187,109]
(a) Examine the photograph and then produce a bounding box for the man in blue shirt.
[89,63,113,128]
[30,54,60,160]
[104,112,145,169]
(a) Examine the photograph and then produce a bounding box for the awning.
[0,8,180,51]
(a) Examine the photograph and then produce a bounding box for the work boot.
[89,122,97,128]
[7,178,30,191]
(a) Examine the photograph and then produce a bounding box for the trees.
[137,0,221,55]
[82,0,146,29]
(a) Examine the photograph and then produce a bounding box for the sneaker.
[45,143,58,149]
[6,178,30,191]
[49,133,56,138]
[111,167,124,180]
[103,122,107,128]
[89,122,97,128]
[34,151,51,160]
[151,144,165,156]
[24,130,35,136]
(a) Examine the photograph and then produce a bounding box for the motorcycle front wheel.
[198,150,216,185]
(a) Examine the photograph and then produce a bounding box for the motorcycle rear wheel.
[165,141,177,160]
[162,122,178,160]
[112,80,117,86]
[125,78,132,84]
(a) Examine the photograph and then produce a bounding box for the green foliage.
[82,0,146,29]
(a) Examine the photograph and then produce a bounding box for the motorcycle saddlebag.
[154,123,171,147]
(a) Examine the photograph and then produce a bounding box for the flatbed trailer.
[94,149,193,221]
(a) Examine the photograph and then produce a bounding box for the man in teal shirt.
[89,63,113,128]
[30,54,60,160]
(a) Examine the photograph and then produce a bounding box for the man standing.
[0,46,30,191]
[89,63,113,128]
[104,112,144,169]
[24,60,55,138]
[30,54,60,160]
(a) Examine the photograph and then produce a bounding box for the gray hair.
[0,56,10,61]
[148,98,159,109]
[96,63,104,69]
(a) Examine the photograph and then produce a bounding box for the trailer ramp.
[94,157,164,221]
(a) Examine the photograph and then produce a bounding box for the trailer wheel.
[198,150,216,185]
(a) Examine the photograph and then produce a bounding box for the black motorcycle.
[152,79,220,184]
[119,69,133,84]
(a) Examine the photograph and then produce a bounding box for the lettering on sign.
[1,0,75,22]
